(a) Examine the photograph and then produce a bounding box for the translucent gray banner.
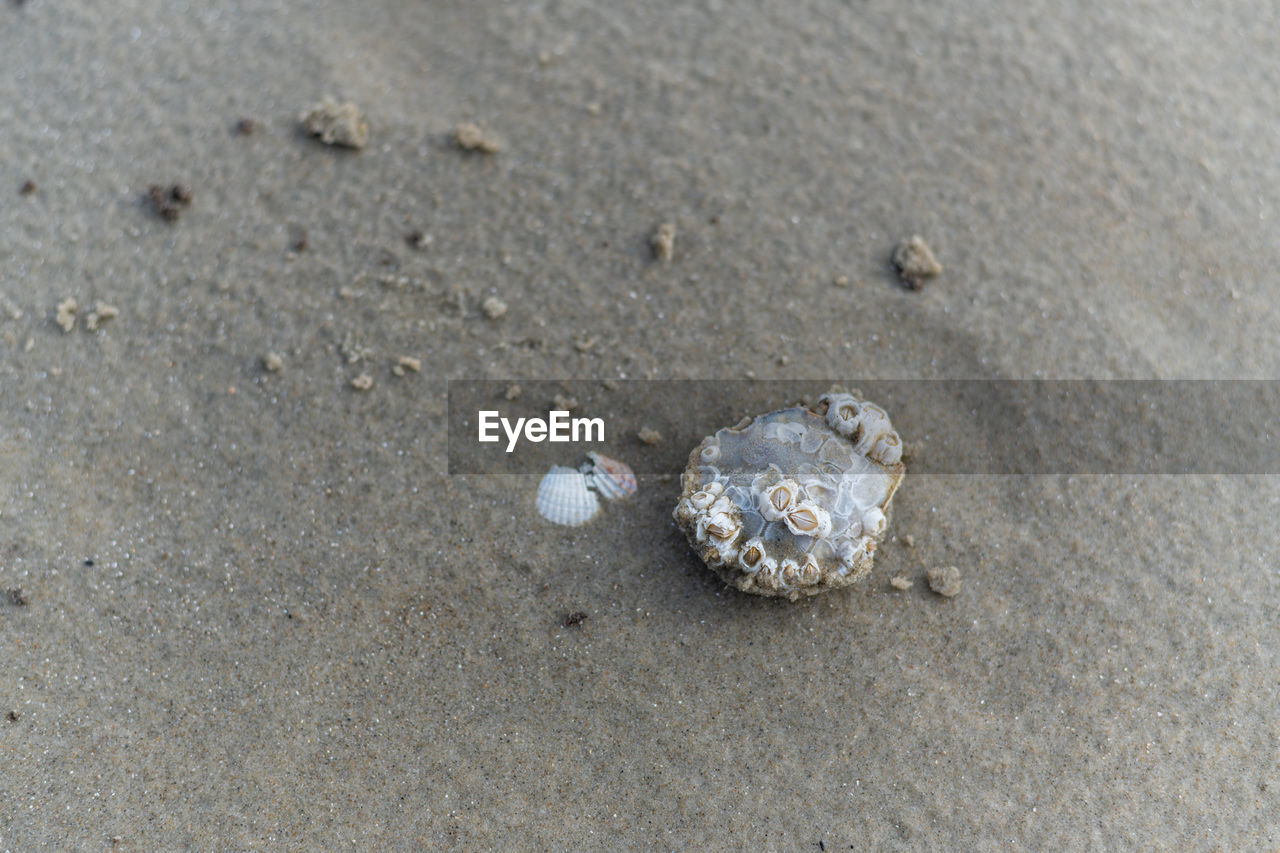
[447,380,1279,475]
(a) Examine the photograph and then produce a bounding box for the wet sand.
[2,1,1278,848]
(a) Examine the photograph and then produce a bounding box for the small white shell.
[536,466,601,526]
[583,451,637,501]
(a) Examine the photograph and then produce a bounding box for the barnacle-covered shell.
[537,466,601,526]
[673,389,905,600]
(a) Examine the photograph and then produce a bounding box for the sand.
[2,0,1278,849]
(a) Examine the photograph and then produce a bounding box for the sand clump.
[262,352,285,373]
[350,374,374,391]
[637,427,663,445]
[55,298,78,333]
[85,304,119,331]
[301,100,369,149]
[453,122,501,154]
[927,565,962,597]
[391,355,421,377]
[890,575,913,590]
[893,235,942,289]
[650,222,676,261]
[482,296,508,320]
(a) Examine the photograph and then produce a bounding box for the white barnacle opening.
[784,501,832,538]
[739,538,767,574]
[758,479,800,521]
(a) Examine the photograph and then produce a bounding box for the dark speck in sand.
[20,179,36,195]
[148,183,193,222]
[6,710,18,722]
[8,588,29,606]
[84,559,94,566]
[563,611,589,628]
[234,117,257,136]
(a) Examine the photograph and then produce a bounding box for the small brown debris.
[350,374,374,391]
[889,575,913,591]
[637,427,663,446]
[55,297,77,333]
[301,100,369,149]
[292,230,309,252]
[406,230,431,249]
[5,710,18,722]
[391,355,421,377]
[926,565,962,598]
[481,296,508,320]
[453,122,501,154]
[504,384,522,401]
[84,303,119,332]
[148,183,193,222]
[19,179,36,196]
[8,588,29,606]
[234,117,257,136]
[563,611,589,628]
[262,352,285,373]
[650,222,676,261]
[892,235,942,289]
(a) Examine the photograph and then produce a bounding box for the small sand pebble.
[262,352,284,372]
[391,355,421,376]
[893,235,942,289]
[900,533,915,548]
[350,374,374,391]
[552,393,578,411]
[20,179,37,196]
[8,588,29,606]
[482,296,508,320]
[453,122,501,154]
[637,427,663,445]
[234,118,257,136]
[55,298,77,333]
[927,565,962,597]
[650,222,676,261]
[301,100,369,149]
[889,575,913,591]
[84,303,119,332]
[832,274,850,287]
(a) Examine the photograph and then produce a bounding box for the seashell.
[673,389,905,600]
[699,442,721,463]
[537,466,601,526]
[583,451,637,501]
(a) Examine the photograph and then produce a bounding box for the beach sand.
[2,1,1278,848]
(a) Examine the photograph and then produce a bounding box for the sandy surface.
[2,1,1279,849]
